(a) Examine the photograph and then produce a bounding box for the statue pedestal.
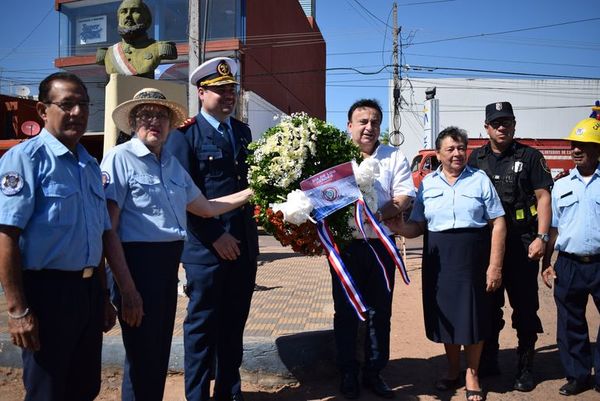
[103,74,188,154]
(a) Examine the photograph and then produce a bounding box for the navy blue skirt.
[422,227,491,345]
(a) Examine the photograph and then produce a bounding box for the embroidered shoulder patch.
[1,172,24,196]
[540,158,551,174]
[101,171,111,188]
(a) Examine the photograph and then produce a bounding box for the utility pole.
[390,2,403,146]
[188,0,201,115]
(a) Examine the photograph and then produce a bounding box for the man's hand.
[383,216,404,233]
[541,266,556,289]
[486,265,502,293]
[9,312,40,351]
[213,232,241,261]
[103,297,117,332]
[528,237,546,260]
[120,288,144,328]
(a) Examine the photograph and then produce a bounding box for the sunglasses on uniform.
[487,118,515,129]
[45,101,91,113]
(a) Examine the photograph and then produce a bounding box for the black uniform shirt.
[468,141,553,199]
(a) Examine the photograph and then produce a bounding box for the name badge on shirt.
[513,161,523,173]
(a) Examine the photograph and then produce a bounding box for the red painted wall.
[243,0,326,119]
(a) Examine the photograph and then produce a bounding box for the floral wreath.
[247,112,362,255]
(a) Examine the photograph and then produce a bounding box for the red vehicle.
[1,94,43,158]
[410,138,574,189]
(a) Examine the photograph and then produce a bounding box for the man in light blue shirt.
[0,72,112,401]
[542,115,600,397]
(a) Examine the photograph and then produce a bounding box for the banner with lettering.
[300,161,360,221]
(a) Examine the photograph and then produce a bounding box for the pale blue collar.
[201,109,232,132]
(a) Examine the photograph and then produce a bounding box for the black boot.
[513,347,535,392]
[340,371,360,399]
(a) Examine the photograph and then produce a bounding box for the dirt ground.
[1,262,599,400]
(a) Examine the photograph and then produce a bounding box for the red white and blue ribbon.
[317,220,367,321]
[354,198,411,288]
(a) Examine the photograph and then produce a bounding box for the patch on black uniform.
[540,158,550,174]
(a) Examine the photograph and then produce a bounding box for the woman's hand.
[486,265,502,292]
[541,265,556,289]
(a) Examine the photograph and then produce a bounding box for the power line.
[409,17,600,46]
[398,0,456,6]
[406,64,600,80]
[0,7,54,64]
[350,0,390,28]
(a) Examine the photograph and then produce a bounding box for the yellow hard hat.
[565,118,600,144]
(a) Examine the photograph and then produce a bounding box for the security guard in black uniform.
[165,57,259,401]
[468,101,553,392]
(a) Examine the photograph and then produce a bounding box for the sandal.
[465,388,485,401]
[435,376,461,391]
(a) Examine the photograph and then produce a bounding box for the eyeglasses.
[487,118,515,129]
[135,111,170,123]
[46,101,90,113]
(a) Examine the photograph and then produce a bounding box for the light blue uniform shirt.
[201,108,234,144]
[551,165,600,256]
[101,137,201,242]
[410,165,505,232]
[0,129,110,270]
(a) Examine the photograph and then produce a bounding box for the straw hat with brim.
[112,88,188,135]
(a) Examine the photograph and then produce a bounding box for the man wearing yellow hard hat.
[541,109,600,397]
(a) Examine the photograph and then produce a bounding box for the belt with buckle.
[24,267,96,279]
[559,252,600,264]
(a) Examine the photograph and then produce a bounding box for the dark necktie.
[219,123,235,154]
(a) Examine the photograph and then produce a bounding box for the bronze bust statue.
[96,0,177,79]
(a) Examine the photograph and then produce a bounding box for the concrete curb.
[0,330,336,388]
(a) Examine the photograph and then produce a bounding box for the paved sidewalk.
[0,235,422,338]
[0,235,423,385]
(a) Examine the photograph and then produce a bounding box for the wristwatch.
[536,233,549,243]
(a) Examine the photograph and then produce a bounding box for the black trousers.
[329,239,396,375]
[483,231,543,360]
[113,241,184,401]
[22,269,103,401]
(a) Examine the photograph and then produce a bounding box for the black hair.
[38,72,88,104]
[347,99,383,123]
[435,126,468,150]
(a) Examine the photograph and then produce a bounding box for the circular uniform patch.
[540,158,551,174]
[1,171,24,196]
[101,171,111,188]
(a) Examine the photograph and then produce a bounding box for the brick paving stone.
[0,235,421,340]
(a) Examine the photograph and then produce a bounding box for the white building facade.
[391,78,600,161]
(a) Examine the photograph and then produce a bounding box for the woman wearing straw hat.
[101,87,253,401]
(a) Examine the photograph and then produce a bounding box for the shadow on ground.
[241,342,566,401]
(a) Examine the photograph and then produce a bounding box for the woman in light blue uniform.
[101,88,253,401]
[388,127,506,401]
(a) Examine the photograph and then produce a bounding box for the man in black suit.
[166,57,258,401]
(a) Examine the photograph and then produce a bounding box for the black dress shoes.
[340,372,360,399]
[363,374,395,399]
[558,379,591,396]
[231,391,245,401]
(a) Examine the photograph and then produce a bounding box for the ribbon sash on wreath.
[300,161,410,321]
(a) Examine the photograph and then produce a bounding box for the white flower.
[270,189,314,225]
[353,158,380,189]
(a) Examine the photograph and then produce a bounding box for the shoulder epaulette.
[178,117,196,129]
